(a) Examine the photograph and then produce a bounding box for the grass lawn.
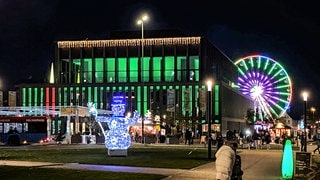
[0,144,213,180]
[0,144,213,169]
[0,166,166,180]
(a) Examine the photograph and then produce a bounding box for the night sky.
[0,0,319,119]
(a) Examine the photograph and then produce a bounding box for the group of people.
[8,127,19,134]
[238,129,272,150]
[7,127,20,146]
[295,132,320,153]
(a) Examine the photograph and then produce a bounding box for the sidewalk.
[161,150,283,180]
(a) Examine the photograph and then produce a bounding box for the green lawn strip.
[0,146,212,169]
[0,165,166,180]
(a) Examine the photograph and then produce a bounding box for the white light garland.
[57,37,201,48]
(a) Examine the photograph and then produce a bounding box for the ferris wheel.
[234,55,292,120]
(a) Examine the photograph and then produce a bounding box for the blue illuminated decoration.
[88,102,98,117]
[300,120,305,129]
[111,95,126,117]
[96,95,139,155]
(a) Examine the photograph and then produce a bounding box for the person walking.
[300,132,306,152]
[215,142,238,180]
[252,131,261,149]
[313,135,320,154]
[265,132,271,150]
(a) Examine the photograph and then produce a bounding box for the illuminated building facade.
[18,30,253,137]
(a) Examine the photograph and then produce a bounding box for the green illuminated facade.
[19,30,253,135]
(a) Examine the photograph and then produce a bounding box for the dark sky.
[0,0,319,119]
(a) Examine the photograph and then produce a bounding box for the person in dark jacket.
[265,132,271,150]
[300,133,306,152]
[313,136,320,154]
[185,129,192,145]
[231,154,243,180]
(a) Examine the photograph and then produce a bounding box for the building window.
[83,58,93,83]
[153,57,161,82]
[118,57,127,82]
[177,56,187,81]
[95,58,104,83]
[72,59,81,83]
[142,57,150,82]
[106,58,115,83]
[129,57,138,82]
[189,56,199,81]
[164,56,175,82]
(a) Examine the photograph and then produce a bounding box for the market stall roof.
[274,122,292,129]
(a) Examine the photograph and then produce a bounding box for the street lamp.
[302,92,308,152]
[311,107,316,120]
[311,107,316,135]
[137,14,148,144]
[207,80,213,159]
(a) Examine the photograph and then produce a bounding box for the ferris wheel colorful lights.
[234,55,292,119]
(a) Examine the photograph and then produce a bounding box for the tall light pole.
[302,92,308,152]
[207,80,213,159]
[311,107,316,121]
[311,107,316,136]
[137,14,148,144]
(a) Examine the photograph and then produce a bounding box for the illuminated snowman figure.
[96,95,139,156]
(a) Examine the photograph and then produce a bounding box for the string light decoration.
[57,37,201,48]
[96,95,139,156]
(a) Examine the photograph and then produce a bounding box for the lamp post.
[311,107,316,135]
[311,107,316,115]
[302,92,308,152]
[137,14,148,144]
[311,107,316,121]
[207,80,213,159]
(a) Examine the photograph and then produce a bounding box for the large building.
[16,30,253,140]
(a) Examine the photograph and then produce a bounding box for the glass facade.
[18,34,252,135]
[59,56,199,84]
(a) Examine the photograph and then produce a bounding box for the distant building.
[16,30,253,137]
